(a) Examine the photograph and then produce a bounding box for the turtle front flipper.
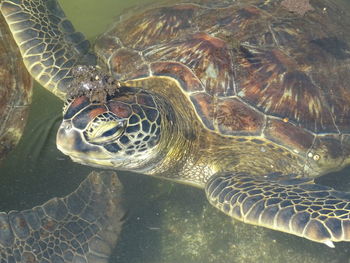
[0,0,96,100]
[0,171,124,263]
[205,172,350,247]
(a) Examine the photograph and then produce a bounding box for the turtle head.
[57,84,164,172]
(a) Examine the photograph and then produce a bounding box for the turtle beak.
[56,120,104,160]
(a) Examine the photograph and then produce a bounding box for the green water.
[1,0,350,262]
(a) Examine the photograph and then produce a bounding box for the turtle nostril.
[57,121,105,159]
[62,121,73,131]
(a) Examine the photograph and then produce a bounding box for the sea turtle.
[0,169,124,263]
[0,5,124,263]
[2,0,350,251]
[0,12,31,162]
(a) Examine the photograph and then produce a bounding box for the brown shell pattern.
[96,0,350,158]
[0,13,32,162]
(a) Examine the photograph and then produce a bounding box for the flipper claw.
[323,240,335,248]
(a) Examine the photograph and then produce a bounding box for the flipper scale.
[0,171,124,262]
[0,0,96,100]
[206,172,350,246]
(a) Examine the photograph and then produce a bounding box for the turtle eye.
[85,112,126,145]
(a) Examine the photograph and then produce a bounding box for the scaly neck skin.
[121,76,218,187]
[132,95,186,171]
[132,92,210,187]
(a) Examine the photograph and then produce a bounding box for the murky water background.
[1,0,350,262]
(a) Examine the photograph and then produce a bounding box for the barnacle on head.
[67,65,122,103]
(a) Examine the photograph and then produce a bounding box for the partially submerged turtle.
[0,4,124,263]
[0,12,31,162]
[2,0,350,252]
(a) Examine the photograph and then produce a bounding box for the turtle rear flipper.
[205,172,350,247]
[0,171,124,263]
[0,0,96,100]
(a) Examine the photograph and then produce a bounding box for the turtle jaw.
[56,118,163,171]
[56,120,113,164]
[57,121,126,168]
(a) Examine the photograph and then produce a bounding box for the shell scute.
[312,65,350,133]
[264,118,315,155]
[145,32,235,97]
[216,98,264,135]
[94,35,121,65]
[109,48,144,79]
[109,4,200,50]
[190,94,265,136]
[236,46,338,133]
[190,93,214,130]
[151,62,203,93]
[97,0,350,140]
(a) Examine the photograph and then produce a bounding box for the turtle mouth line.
[65,151,125,166]
[66,153,117,163]
[71,156,109,167]
[68,154,115,167]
